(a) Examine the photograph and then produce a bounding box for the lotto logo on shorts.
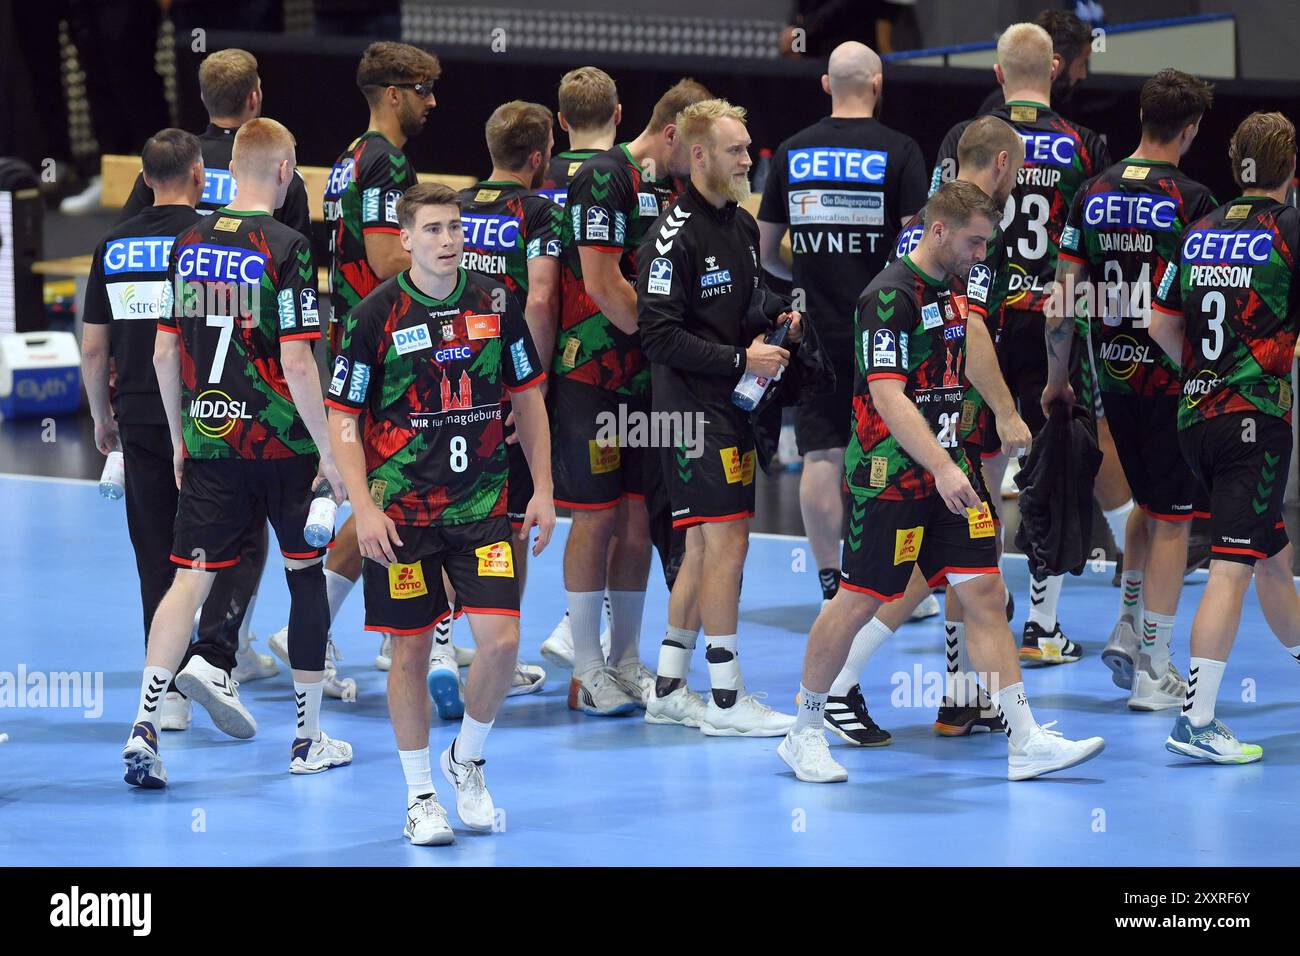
[720,447,756,485]
[388,562,427,599]
[966,502,995,539]
[589,439,621,474]
[893,526,924,565]
[475,541,515,578]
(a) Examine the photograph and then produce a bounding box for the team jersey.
[159,208,321,460]
[324,130,415,355]
[932,101,1110,313]
[556,143,674,395]
[458,179,563,304]
[847,255,972,500]
[889,212,1007,448]
[757,116,929,346]
[538,148,601,206]
[120,124,312,237]
[1061,158,1217,398]
[325,268,545,526]
[1153,195,1300,429]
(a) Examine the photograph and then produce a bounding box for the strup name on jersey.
[1084,192,1178,230]
[104,237,174,275]
[175,244,267,284]
[788,189,884,227]
[788,148,888,184]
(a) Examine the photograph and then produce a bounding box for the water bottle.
[732,318,791,412]
[304,480,338,548]
[751,148,772,194]
[99,442,125,500]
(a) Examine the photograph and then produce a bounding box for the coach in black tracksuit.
[637,100,802,734]
[81,129,262,677]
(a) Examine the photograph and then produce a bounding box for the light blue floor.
[1,472,1296,866]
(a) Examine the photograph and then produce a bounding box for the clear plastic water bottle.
[304,479,338,548]
[99,442,125,500]
[732,318,791,412]
[751,148,773,194]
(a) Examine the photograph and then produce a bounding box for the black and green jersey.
[325,268,545,526]
[324,130,414,355]
[847,255,973,500]
[160,208,320,460]
[458,180,563,305]
[538,148,601,207]
[932,101,1110,313]
[1061,157,1217,397]
[1154,195,1300,429]
[889,212,1006,449]
[557,143,676,395]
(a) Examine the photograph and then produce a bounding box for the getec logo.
[461,213,520,251]
[1018,131,1076,167]
[324,158,355,199]
[1084,192,1177,230]
[434,345,471,363]
[175,244,267,284]
[189,388,252,438]
[1182,229,1272,264]
[103,237,173,276]
[201,167,236,206]
[788,147,888,184]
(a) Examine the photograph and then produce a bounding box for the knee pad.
[284,563,329,671]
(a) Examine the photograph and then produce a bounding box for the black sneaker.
[1020,620,1083,665]
[934,699,1003,736]
[824,684,891,747]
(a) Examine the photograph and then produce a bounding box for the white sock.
[567,590,606,678]
[1027,574,1063,630]
[238,592,258,643]
[454,713,493,763]
[943,621,979,706]
[655,624,698,690]
[135,666,172,725]
[1120,570,1144,626]
[994,681,1036,749]
[431,616,454,660]
[794,684,827,733]
[1184,657,1226,728]
[705,633,742,708]
[399,747,434,802]
[829,617,892,696]
[294,679,323,741]
[1103,499,1134,552]
[607,589,646,667]
[325,569,356,625]
[1141,610,1176,673]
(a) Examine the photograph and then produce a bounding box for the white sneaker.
[1128,654,1188,711]
[645,685,708,727]
[175,656,257,739]
[321,642,357,701]
[567,667,640,716]
[1007,722,1105,780]
[701,693,796,737]
[375,633,392,671]
[454,642,476,667]
[506,661,546,697]
[59,175,102,214]
[909,593,941,621]
[1102,619,1140,689]
[405,792,455,845]
[232,630,279,683]
[289,730,353,774]
[539,605,613,670]
[122,722,167,789]
[159,691,191,731]
[439,743,495,831]
[427,653,465,720]
[779,727,848,783]
[611,660,655,707]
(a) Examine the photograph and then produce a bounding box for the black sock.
[818,568,839,601]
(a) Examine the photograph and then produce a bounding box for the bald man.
[122,118,353,788]
[758,41,928,618]
[930,23,1115,666]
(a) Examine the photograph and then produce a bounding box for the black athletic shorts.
[840,492,999,600]
[1178,412,1291,565]
[795,335,852,454]
[1103,391,1207,521]
[362,516,519,635]
[965,445,1000,525]
[551,378,646,509]
[506,438,533,527]
[171,455,326,569]
[998,309,1098,437]
[663,428,757,529]
[643,442,686,591]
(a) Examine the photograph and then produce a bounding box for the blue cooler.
[0,331,82,420]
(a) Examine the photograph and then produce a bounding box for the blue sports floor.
[2,472,1297,866]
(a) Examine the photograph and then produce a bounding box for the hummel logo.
[655,208,691,255]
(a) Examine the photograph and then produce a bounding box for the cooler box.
[0,331,82,419]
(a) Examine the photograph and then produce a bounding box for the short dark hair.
[141,128,202,185]
[957,115,1023,172]
[1035,9,1091,64]
[922,179,1000,231]
[198,49,259,118]
[1140,69,1214,143]
[485,101,554,171]
[646,78,712,133]
[1229,112,1296,191]
[397,181,462,230]
[356,41,442,107]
